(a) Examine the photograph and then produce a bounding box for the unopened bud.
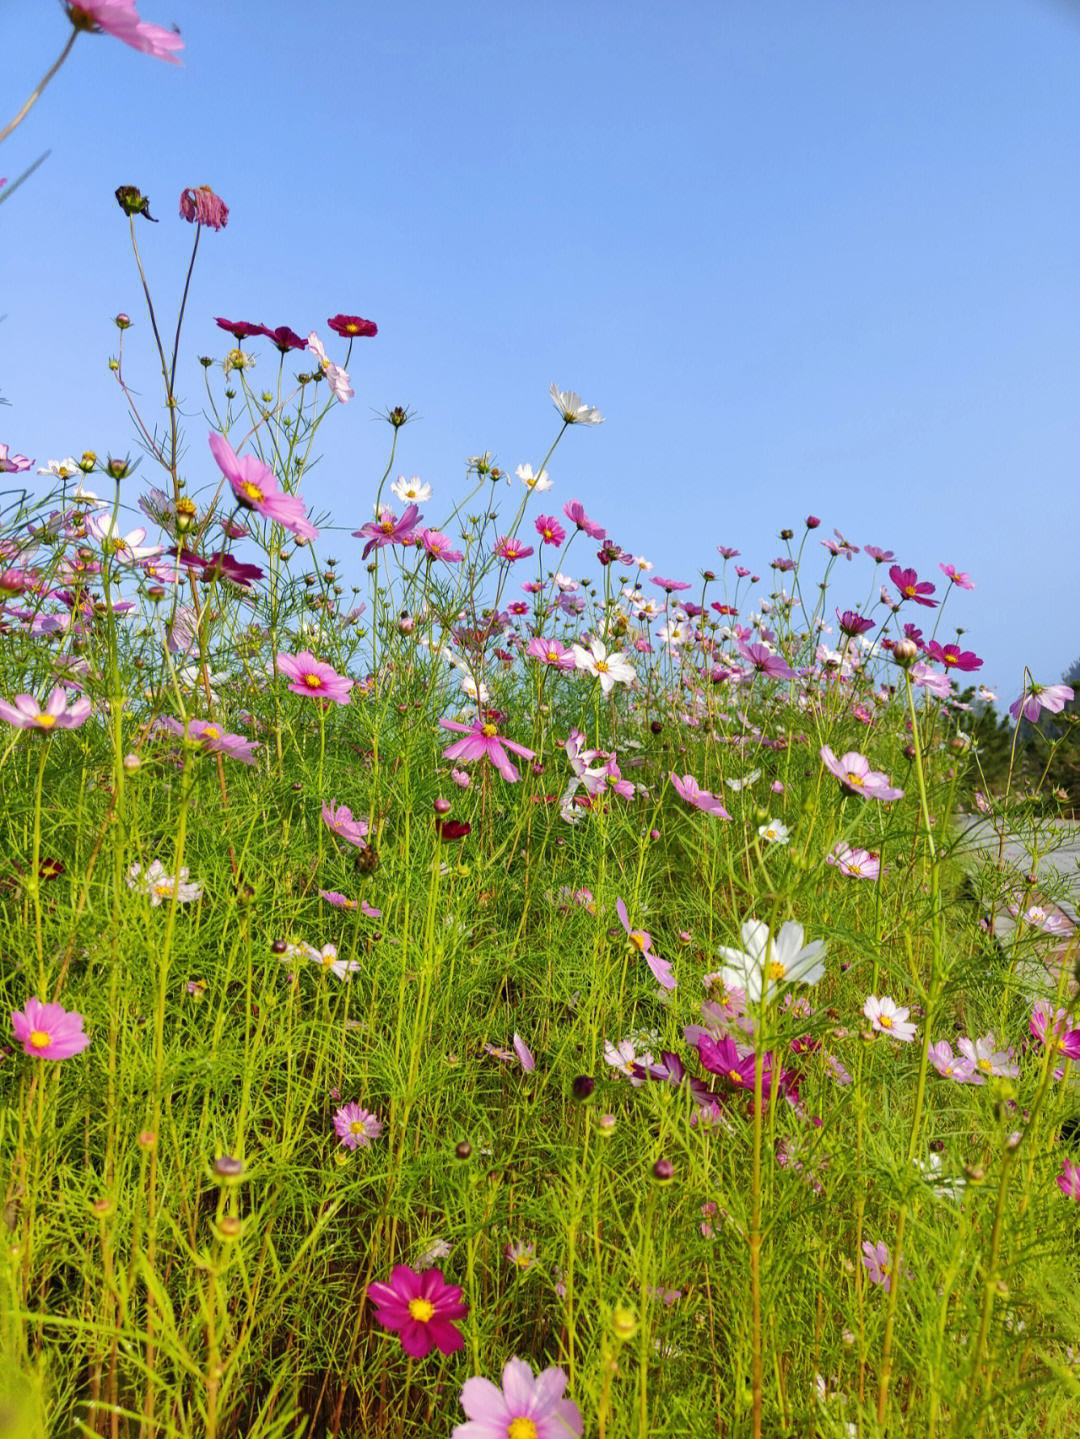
[611,1304,639,1341]
[652,1157,674,1183]
[893,638,918,666]
[455,1140,473,1160]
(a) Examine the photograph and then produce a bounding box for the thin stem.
[0,30,78,145]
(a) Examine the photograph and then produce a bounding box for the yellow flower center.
[481,723,498,737]
[547,650,559,663]
[348,1119,366,1134]
[154,882,173,897]
[303,674,324,688]
[629,930,648,952]
[595,659,609,672]
[727,1068,743,1085]
[380,519,394,534]
[845,772,864,787]
[508,1421,538,1439]
[35,714,57,729]
[978,1058,991,1072]
[879,1014,893,1030]
[407,1298,435,1322]
[766,960,786,981]
[203,726,220,740]
[240,481,264,504]
[29,1030,51,1050]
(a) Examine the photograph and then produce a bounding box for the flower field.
[2,6,1080,1438]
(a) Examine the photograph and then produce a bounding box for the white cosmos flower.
[37,457,82,480]
[758,818,790,844]
[633,556,653,571]
[391,475,432,503]
[725,769,761,791]
[516,463,552,492]
[571,638,635,695]
[306,332,353,403]
[714,919,826,1004]
[460,673,489,703]
[549,382,605,425]
[87,513,163,565]
[554,572,579,592]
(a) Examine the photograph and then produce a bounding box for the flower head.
[614,897,676,990]
[161,716,257,764]
[888,565,938,608]
[439,717,534,783]
[713,919,825,1004]
[1009,682,1074,725]
[669,773,732,819]
[0,687,91,732]
[333,1103,384,1150]
[1058,1161,1080,1201]
[453,1356,583,1438]
[277,651,353,705]
[550,382,604,426]
[11,998,90,1060]
[208,432,318,541]
[562,500,605,541]
[127,860,202,906]
[366,1266,468,1359]
[65,1,183,64]
[571,638,635,695]
[826,843,881,879]
[179,186,228,229]
[353,505,423,559]
[306,333,353,403]
[863,994,917,1043]
[322,801,369,847]
[534,514,566,547]
[516,463,552,492]
[327,314,377,339]
[820,746,903,801]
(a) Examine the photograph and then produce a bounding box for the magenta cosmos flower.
[12,997,90,1060]
[526,637,576,671]
[669,773,732,819]
[1029,1003,1080,1062]
[495,536,534,562]
[367,1266,468,1358]
[333,1102,383,1150]
[939,563,975,590]
[65,1,183,64]
[277,651,353,704]
[925,640,982,672]
[161,716,257,764]
[615,897,676,991]
[1009,681,1073,724]
[534,515,566,546]
[327,314,378,338]
[353,505,423,560]
[562,500,606,541]
[179,186,227,230]
[737,641,797,681]
[0,687,91,732]
[439,717,535,783]
[453,1357,583,1439]
[1058,1161,1080,1201]
[835,608,874,637]
[208,432,318,541]
[322,800,369,847]
[820,746,903,801]
[888,565,938,608]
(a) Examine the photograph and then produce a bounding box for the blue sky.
[3,0,1079,697]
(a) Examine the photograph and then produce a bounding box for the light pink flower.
[418,528,463,563]
[1009,682,1074,725]
[161,716,257,764]
[439,718,534,783]
[0,687,91,731]
[826,843,881,879]
[615,896,676,991]
[277,651,353,704]
[208,431,318,541]
[938,564,975,590]
[319,890,358,910]
[526,637,577,671]
[863,994,917,1043]
[306,333,353,403]
[321,800,369,847]
[512,1033,536,1072]
[65,0,183,63]
[1058,1161,1080,1201]
[820,746,903,802]
[0,445,33,473]
[957,1032,1018,1081]
[11,997,90,1060]
[669,773,731,819]
[562,500,605,540]
[453,1356,582,1439]
[929,1041,978,1083]
[87,513,163,566]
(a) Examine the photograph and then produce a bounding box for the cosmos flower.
[259,324,307,353]
[925,641,982,672]
[321,801,369,847]
[333,1103,384,1150]
[909,661,952,698]
[757,818,789,844]
[713,920,825,1004]
[353,505,423,559]
[161,716,257,764]
[826,843,882,880]
[820,746,904,801]
[0,687,91,732]
[549,383,604,425]
[11,997,90,1060]
[526,637,577,670]
[562,500,606,541]
[861,1241,893,1291]
[863,995,917,1043]
[208,432,318,541]
[391,475,433,504]
[669,773,732,819]
[928,1041,978,1083]
[127,860,202,906]
[1058,1162,1080,1201]
[64,1,183,64]
[276,651,353,704]
[835,608,874,637]
[615,897,676,991]
[888,565,937,608]
[439,717,535,783]
[1029,1003,1080,1062]
[534,514,566,546]
[737,641,796,681]
[571,638,635,695]
[1009,682,1074,725]
[957,1032,1018,1081]
[36,458,82,480]
[453,1356,582,1439]
[938,564,975,590]
[327,314,378,339]
[179,185,228,229]
[366,1266,468,1359]
[306,333,353,402]
[516,463,552,492]
[87,513,163,566]
[494,536,534,562]
[419,528,464,563]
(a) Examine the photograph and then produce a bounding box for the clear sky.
[3,0,1079,697]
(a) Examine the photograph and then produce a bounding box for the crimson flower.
[888,565,938,608]
[215,318,263,341]
[367,1266,468,1358]
[696,1032,774,1096]
[925,640,982,671]
[259,325,307,353]
[327,314,378,338]
[435,818,471,841]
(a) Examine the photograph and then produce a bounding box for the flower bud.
[137,1130,157,1152]
[213,1155,244,1181]
[652,1157,674,1182]
[115,313,132,330]
[455,1140,473,1160]
[123,752,142,773]
[115,185,157,221]
[597,1113,616,1138]
[893,638,919,666]
[805,515,820,529]
[611,1304,639,1341]
[218,1214,242,1241]
[571,1075,595,1101]
[433,797,451,815]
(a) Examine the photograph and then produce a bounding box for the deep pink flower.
[333,1102,383,1150]
[439,718,535,783]
[737,641,796,681]
[0,687,91,731]
[925,641,982,672]
[495,536,534,562]
[11,997,90,1060]
[327,314,378,339]
[562,500,606,541]
[276,651,353,704]
[215,318,263,341]
[820,746,903,801]
[353,505,423,560]
[615,897,676,991]
[650,576,693,593]
[65,1,183,64]
[1030,1003,1080,1062]
[258,324,307,353]
[319,890,358,910]
[419,528,463,563]
[525,637,576,670]
[453,1357,583,1438]
[161,716,257,764]
[367,1266,468,1358]
[835,608,874,637]
[208,432,318,541]
[696,1032,773,1096]
[888,565,938,608]
[179,186,227,229]
[669,772,732,819]
[1058,1161,1080,1201]
[534,515,566,546]
[1009,682,1073,725]
[322,801,369,847]
[939,563,975,590]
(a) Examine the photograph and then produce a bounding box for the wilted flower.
[179,185,228,229]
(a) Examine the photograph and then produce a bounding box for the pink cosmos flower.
[939,564,975,590]
[909,661,953,698]
[1058,1161,1080,1201]
[439,717,535,783]
[925,641,982,672]
[453,1357,583,1439]
[534,514,566,546]
[669,772,732,819]
[562,500,606,541]
[11,997,90,1060]
[276,651,353,704]
[353,505,423,559]
[836,608,875,637]
[512,1033,536,1072]
[161,716,257,764]
[0,687,91,732]
[526,637,576,670]
[737,641,797,681]
[208,432,318,541]
[1029,1003,1080,1062]
[419,528,463,563]
[820,746,904,802]
[826,843,882,880]
[328,314,378,339]
[862,1241,893,1291]
[957,1032,1018,1081]
[321,801,369,847]
[306,333,353,403]
[451,767,471,788]
[495,536,534,562]
[333,1103,384,1150]
[179,186,228,229]
[0,445,34,473]
[863,995,917,1043]
[1009,682,1074,725]
[888,565,938,608]
[615,897,676,991]
[319,890,357,910]
[929,1041,978,1083]
[366,1266,468,1358]
[65,1,183,64]
[696,1031,775,1097]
